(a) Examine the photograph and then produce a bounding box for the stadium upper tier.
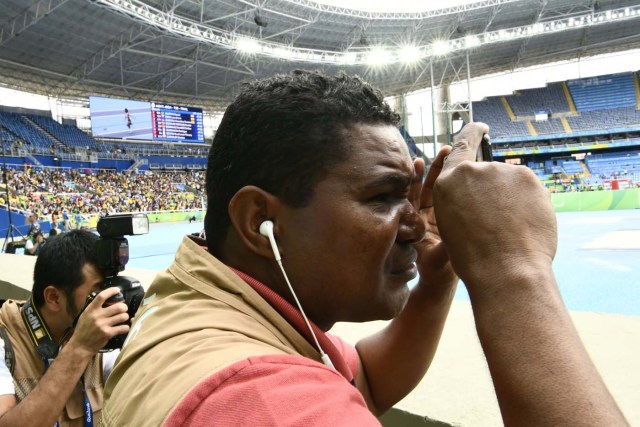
[507,83,571,116]
[27,115,103,151]
[1,69,640,178]
[0,109,207,171]
[473,71,640,141]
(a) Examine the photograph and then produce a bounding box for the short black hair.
[205,70,400,250]
[32,230,99,308]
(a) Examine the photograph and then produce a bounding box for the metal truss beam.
[277,0,523,20]
[151,46,199,98]
[93,0,640,67]
[234,0,312,23]
[52,22,154,97]
[0,0,70,48]
[0,57,227,109]
[512,0,547,69]
[125,47,255,75]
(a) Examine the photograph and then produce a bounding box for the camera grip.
[476,134,493,162]
[103,292,126,307]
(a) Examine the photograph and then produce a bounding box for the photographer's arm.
[432,131,627,426]
[0,289,129,426]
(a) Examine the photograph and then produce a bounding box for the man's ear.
[42,286,65,313]
[228,186,282,259]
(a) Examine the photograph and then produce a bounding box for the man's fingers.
[87,287,121,310]
[110,324,130,337]
[442,122,489,173]
[104,312,131,327]
[101,302,129,317]
[417,148,449,211]
[421,146,451,209]
[414,157,425,180]
[409,158,426,206]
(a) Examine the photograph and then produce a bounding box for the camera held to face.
[86,213,149,351]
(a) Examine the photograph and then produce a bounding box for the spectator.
[62,210,71,232]
[73,211,82,230]
[26,213,40,237]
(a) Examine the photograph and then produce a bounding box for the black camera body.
[93,214,149,351]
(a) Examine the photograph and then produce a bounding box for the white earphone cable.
[275,258,335,369]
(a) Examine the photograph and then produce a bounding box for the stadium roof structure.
[1,0,639,111]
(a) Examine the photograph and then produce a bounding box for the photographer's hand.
[67,287,130,358]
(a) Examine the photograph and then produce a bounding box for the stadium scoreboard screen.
[151,103,204,143]
[89,96,205,143]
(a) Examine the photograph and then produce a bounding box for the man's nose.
[397,202,426,244]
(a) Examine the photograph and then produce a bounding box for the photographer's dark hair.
[205,70,400,251]
[32,230,99,308]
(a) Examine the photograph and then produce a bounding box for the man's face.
[276,123,424,329]
[65,263,104,320]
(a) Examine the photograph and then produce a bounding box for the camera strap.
[21,298,59,359]
[23,299,94,427]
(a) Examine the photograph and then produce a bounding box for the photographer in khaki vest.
[0,230,130,426]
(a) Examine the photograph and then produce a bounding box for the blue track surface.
[126,210,640,316]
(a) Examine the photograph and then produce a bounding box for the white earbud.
[258,219,334,369]
[259,220,281,261]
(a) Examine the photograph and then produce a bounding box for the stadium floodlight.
[235,38,261,54]
[366,48,393,66]
[399,46,423,63]
[432,40,451,56]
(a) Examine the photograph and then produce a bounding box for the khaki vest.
[102,236,324,427]
[0,300,104,427]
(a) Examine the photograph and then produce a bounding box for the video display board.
[150,102,204,143]
[89,96,205,143]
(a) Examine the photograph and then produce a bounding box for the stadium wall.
[77,210,205,229]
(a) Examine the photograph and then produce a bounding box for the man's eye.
[370,193,392,203]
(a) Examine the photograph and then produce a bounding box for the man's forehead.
[335,150,414,189]
[341,124,411,158]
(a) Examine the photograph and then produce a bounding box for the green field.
[551,188,640,211]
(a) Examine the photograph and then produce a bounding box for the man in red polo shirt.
[103,71,626,426]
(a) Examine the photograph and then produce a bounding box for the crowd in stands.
[0,168,205,223]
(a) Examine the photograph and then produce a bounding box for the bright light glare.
[235,38,261,54]
[366,48,392,65]
[274,47,294,59]
[339,52,358,64]
[464,35,480,48]
[399,46,423,63]
[432,40,451,56]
